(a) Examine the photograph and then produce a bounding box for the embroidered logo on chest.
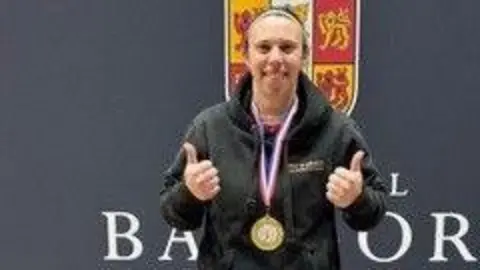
[288,160,325,173]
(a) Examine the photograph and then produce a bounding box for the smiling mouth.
[262,71,288,78]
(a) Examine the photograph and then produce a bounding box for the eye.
[256,43,271,53]
[280,43,295,53]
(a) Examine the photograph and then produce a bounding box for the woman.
[160,5,387,270]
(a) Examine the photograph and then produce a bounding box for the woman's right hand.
[182,142,221,201]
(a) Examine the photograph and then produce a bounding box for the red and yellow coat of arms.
[224,0,360,115]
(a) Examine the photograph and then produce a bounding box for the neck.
[252,87,296,124]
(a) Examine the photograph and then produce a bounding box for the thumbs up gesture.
[182,142,221,201]
[326,151,365,208]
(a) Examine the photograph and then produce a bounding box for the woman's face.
[245,15,304,97]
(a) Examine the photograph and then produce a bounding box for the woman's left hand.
[326,151,364,208]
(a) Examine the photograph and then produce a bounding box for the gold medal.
[250,214,285,251]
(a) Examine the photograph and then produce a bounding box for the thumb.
[183,142,198,164]
[349,150,365,172]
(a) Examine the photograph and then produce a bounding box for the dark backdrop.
[0,0,479,269]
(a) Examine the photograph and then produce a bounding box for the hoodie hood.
[227,71,333,138]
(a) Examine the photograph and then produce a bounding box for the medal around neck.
[250,214,285,251]
[249,97,298,252]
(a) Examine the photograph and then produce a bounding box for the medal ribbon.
[251,97,298,209]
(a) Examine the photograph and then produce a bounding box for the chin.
[263,83,290,96]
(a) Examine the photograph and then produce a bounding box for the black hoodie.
[160,72,387,270]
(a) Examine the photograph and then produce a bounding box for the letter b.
[102,211,143,261]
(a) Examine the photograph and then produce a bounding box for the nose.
[267,46,283,63]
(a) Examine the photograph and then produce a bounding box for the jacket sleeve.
[159,116,209,231]
[337,118,388,231]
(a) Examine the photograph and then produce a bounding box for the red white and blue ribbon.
[251,97,298,209]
